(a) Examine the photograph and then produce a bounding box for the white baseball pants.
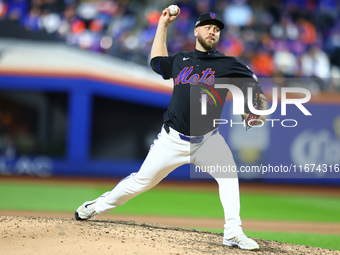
[95,125,244,239]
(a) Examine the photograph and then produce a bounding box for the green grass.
[240,193,340,222]
[0,183,102,212]
[200,229,340,251]
[0,182,340,223]
[244,231,340,251]
[112,189,224,218]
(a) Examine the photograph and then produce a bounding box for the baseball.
[168,5,178,15]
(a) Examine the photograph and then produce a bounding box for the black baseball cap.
[195,12,224,30]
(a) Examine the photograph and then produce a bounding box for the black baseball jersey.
[150,49,259,136]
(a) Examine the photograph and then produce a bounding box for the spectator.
[301,45,331,78]
[273,42,298,78]
[251,48,274,77]
[300,45,331,91]
[223,0,253,27]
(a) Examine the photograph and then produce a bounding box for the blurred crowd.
[1,0,340,92]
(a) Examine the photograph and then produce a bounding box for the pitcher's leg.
[192,134,243,238]
[95,127,189,214]
[215,177,243,238]
[192,133,259,250]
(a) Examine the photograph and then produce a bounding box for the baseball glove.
[241,82,263,130]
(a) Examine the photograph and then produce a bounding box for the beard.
[197,33,219,51]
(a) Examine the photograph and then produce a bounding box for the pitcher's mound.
[0,216,338,255]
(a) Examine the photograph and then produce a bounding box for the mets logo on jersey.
[174,66,215,86]
[174,66,223,107]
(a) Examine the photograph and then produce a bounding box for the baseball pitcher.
[75,6,267,251]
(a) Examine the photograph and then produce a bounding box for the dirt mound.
[1,216,339,255]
